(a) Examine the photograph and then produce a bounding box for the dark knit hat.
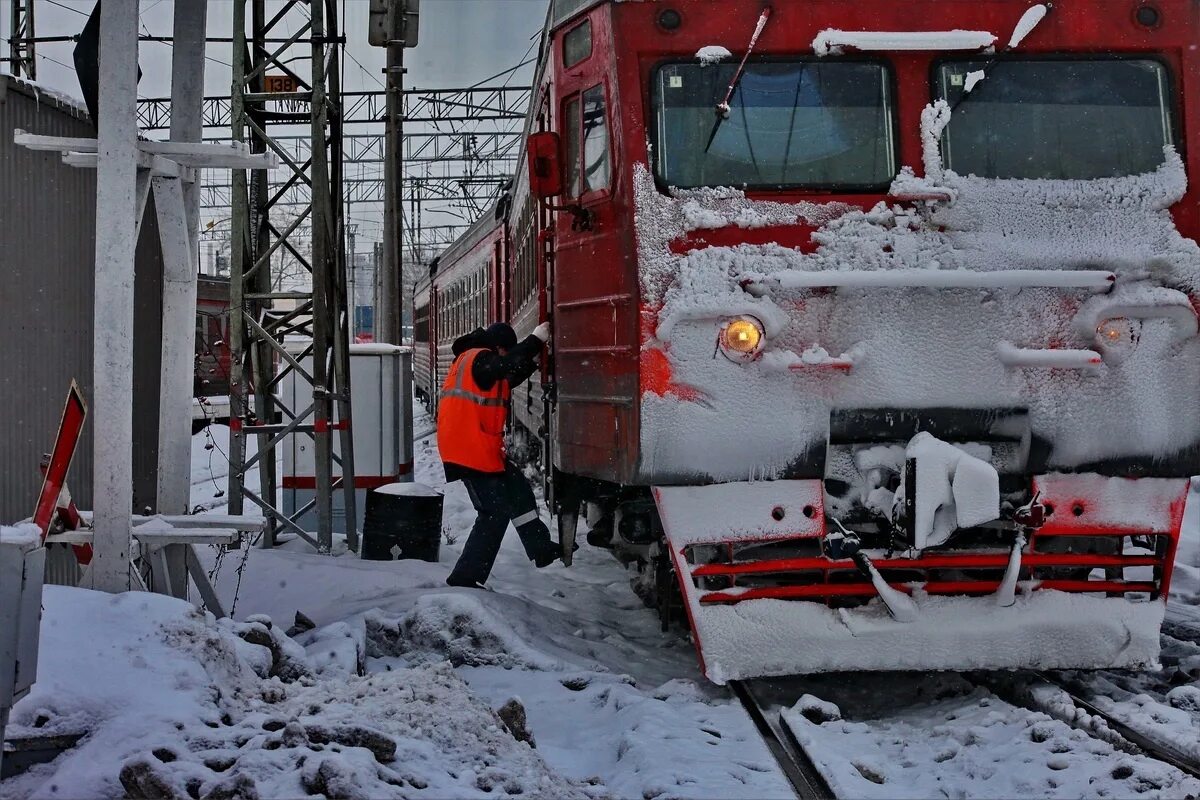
[485,322,518,350]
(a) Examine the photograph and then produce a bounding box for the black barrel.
[361,483,443,562]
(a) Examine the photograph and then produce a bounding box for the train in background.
[195,275,232,400]
[415,0,1200,682]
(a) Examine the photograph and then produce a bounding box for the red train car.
[417,0,1200,682]
[196,274,231,398]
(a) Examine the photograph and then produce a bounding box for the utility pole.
[14,0,272,593]
[7,0,36,79]
[371,0,419,343]
[89,0,140,592]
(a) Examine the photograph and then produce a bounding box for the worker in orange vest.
[439,321,560,588]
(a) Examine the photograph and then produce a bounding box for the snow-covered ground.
[1,408,791,800]
[4,405,1200,799]
[788,675,1200,798]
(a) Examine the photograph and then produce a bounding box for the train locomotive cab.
[427,0,1200,683]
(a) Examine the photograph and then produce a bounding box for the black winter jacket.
[441,328,545,482]
[449,327,544,391]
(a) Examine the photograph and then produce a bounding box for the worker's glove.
[533,321,551,343]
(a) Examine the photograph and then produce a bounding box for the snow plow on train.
[414,0,1200,682]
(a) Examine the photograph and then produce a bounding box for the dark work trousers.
[447,461,556,585]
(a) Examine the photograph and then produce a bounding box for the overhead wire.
[43,0,88,17]
[35,51,77,72]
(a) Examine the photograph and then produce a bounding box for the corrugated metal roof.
[1,75,165,522]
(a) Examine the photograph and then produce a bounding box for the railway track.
[729,680,835,800]
[1013,670,1200,781]
[733,666,1200,799]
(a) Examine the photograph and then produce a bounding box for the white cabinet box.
[1,527,45,765]
[282,345,414,534]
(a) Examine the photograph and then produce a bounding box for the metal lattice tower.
[227,0,356,553]
[7,0,35,79]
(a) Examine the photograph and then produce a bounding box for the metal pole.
[248,0,277,547]
[326,0,358,550]
[89,0,140,593]
[309,0,336,552]
[379,1,404,345]
[227,0,249,522]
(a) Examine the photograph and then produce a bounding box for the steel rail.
[1032,672,1200,780]
[729,680,836,800]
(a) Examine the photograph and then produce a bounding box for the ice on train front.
[634,20,1200,682]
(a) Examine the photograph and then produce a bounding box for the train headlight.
[1095,317,1141,363]
[720,317,765,361]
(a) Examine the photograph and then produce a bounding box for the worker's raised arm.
[471,333,545,390]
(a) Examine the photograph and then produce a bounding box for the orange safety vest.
[437,348,510,473]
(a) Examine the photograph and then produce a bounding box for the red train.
[415,0,1200,682]
[196,275,232,399]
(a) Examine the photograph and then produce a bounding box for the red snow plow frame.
[661,475,1186,608]
[655,475,1187,680]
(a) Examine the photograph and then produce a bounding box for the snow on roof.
[812,29,996,56]
[5,74,91,118]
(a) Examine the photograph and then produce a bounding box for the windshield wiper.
[947,3,1050,117]
[703,5,773,153]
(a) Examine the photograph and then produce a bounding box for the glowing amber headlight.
[720,317,764,359]
[1095,317,1141,364]
[1096,318,1141,347]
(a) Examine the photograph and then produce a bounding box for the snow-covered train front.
[417,0,1200,683]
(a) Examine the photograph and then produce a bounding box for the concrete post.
[155,0,208,518]
[88,0,140,593]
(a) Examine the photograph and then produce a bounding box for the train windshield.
[935,59,1175,180]
[651,61,896,190]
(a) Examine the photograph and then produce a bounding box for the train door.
[547,8,634,483]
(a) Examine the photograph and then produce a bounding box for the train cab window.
[651,60,896,190]
[582,85,610,192]
[935,59,1175,180]
[563,84,611,197]
[563,19,592,68]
